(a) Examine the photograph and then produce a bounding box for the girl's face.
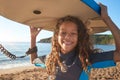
[58,22,78,54]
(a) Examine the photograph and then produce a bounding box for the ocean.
[0,42,115,69]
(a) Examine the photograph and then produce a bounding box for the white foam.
[0,62,32,69]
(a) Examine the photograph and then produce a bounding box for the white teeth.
[63,42,71,45]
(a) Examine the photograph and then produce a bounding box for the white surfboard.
[0,0,108,34]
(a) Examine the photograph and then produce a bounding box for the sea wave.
[0,42,115,69]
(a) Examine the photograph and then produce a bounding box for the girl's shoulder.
[90,50,114,63]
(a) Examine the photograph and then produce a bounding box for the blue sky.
[95,0,120,28]
[0,0,120,42]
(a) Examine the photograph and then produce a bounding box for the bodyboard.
[0,0,108,33]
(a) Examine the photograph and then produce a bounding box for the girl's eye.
[59,32,78,36]
[60,32,66,35]
[71,32,77,35]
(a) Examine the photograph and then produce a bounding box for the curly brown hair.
[45,15,94,76]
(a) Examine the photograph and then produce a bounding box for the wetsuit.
[34,50,116,80]
[55,50,116,80]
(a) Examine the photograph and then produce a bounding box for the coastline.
[38,35,115,45]
[0,65,36,74]
[0,63,120,80]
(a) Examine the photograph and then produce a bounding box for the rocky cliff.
[38,37,52,43]
[38,35,115,44]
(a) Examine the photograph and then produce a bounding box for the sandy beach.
[0,62,120,80]
[0,65,48,80]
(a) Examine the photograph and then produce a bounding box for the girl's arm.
[100,3,120,62]
[30,26,42,63]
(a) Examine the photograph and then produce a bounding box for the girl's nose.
[65,33,71,39]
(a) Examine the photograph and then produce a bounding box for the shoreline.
[0,65,36,74]
[0,63,120,80]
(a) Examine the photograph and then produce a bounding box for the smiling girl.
[30,3,120,80]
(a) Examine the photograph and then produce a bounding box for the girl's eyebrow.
[60,28,64,30]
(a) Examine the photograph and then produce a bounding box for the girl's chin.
[61,49,73,54]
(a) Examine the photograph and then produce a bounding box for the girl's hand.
[99,3,109,19]
[30,26,42,38]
